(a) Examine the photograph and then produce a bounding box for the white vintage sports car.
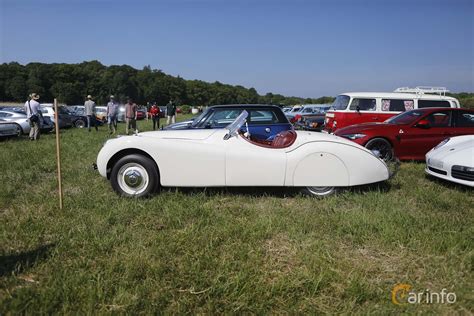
[425,135,474,187]
[96,111,391,197]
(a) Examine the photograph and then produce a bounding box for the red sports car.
[334,108,474,161]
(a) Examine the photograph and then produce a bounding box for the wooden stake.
[54,98,63,209]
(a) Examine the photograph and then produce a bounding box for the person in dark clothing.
[166,100,176,125]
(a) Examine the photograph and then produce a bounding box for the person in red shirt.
[150,102,160,130]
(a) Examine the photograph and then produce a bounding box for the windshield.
[385,109,425,125]
[331,95,350,111]
[58,107,70,114]
[190,108,211,127]
[226,110,248,137]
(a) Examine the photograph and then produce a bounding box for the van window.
[331,95,350,110]
[349,98,376,111]
[382,99,414,112]
[418,100,450,108]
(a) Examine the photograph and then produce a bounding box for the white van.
[324,87,460,132]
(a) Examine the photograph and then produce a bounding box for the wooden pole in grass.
[54,98,63,209]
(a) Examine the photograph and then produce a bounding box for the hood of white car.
[428,136,474,167]
[139,129,217,140]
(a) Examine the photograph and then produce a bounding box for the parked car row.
[0,109,54,135]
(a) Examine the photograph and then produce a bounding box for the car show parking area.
[0,117,472,314]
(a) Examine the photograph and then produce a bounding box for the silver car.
[0,110,54,135]
[0,120,19,137]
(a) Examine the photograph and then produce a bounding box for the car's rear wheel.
[302,186,336,197]
[365,138,394,162]
[75,119,86,128]
[110,154,159,197]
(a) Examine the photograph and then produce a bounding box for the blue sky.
[1,0,472,97]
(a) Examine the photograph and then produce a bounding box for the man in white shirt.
[24,93,42,140]
[84,95,98,132]
[106,95,119,134]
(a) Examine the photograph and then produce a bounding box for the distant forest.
[0,61,335,106]
[1,61,472,109]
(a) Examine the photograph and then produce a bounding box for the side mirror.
[416,119,430,129]
[223,133,232,140]
[356,106,361,113]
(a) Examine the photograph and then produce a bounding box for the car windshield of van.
[331,95,350,110]
[385,110,424,125]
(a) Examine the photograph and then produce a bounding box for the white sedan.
[426,135,474,187]
[96,111,391,197]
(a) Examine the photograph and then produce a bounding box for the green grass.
[0,115,473,314]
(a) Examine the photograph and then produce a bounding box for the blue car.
[164,104,293,140]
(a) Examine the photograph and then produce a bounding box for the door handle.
[372,117,379,120]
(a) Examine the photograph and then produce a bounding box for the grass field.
[0,115,473,314]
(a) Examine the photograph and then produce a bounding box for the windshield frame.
[225,110,248,138]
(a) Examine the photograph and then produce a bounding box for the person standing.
[106,95,119,134]
[125,98,138,135]
[24,93,42,140]
[166,99,176,125]
[84,95,98,132]
[150,103,160,130]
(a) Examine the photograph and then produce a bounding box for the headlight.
[342,133,366,140]
[433,138,450,150]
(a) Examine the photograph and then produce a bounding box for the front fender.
[96,136,157,179]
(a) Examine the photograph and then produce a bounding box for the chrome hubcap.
[124,170,143,187]
[117,163,149,195]
[307,186,335,196]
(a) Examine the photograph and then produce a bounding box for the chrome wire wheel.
[117,162,150,196]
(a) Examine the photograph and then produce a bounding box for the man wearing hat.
[84,95,98,132]
[106,95,118,134]
[24,93,42,140]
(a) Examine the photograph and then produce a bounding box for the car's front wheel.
[110,154,159,197]
[15,124,23,136]
[364,138,394,162]
[75,119,86,128]
[302,186,336,197]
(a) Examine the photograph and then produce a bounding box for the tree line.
[0,61,334,106]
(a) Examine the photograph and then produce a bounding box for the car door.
[348,98,380,124]
[397,110,453,159]
[224,134,286,186]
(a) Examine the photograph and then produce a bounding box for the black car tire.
[110,154,159,198]
[75,119,86,128]
[364,138,394,162]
